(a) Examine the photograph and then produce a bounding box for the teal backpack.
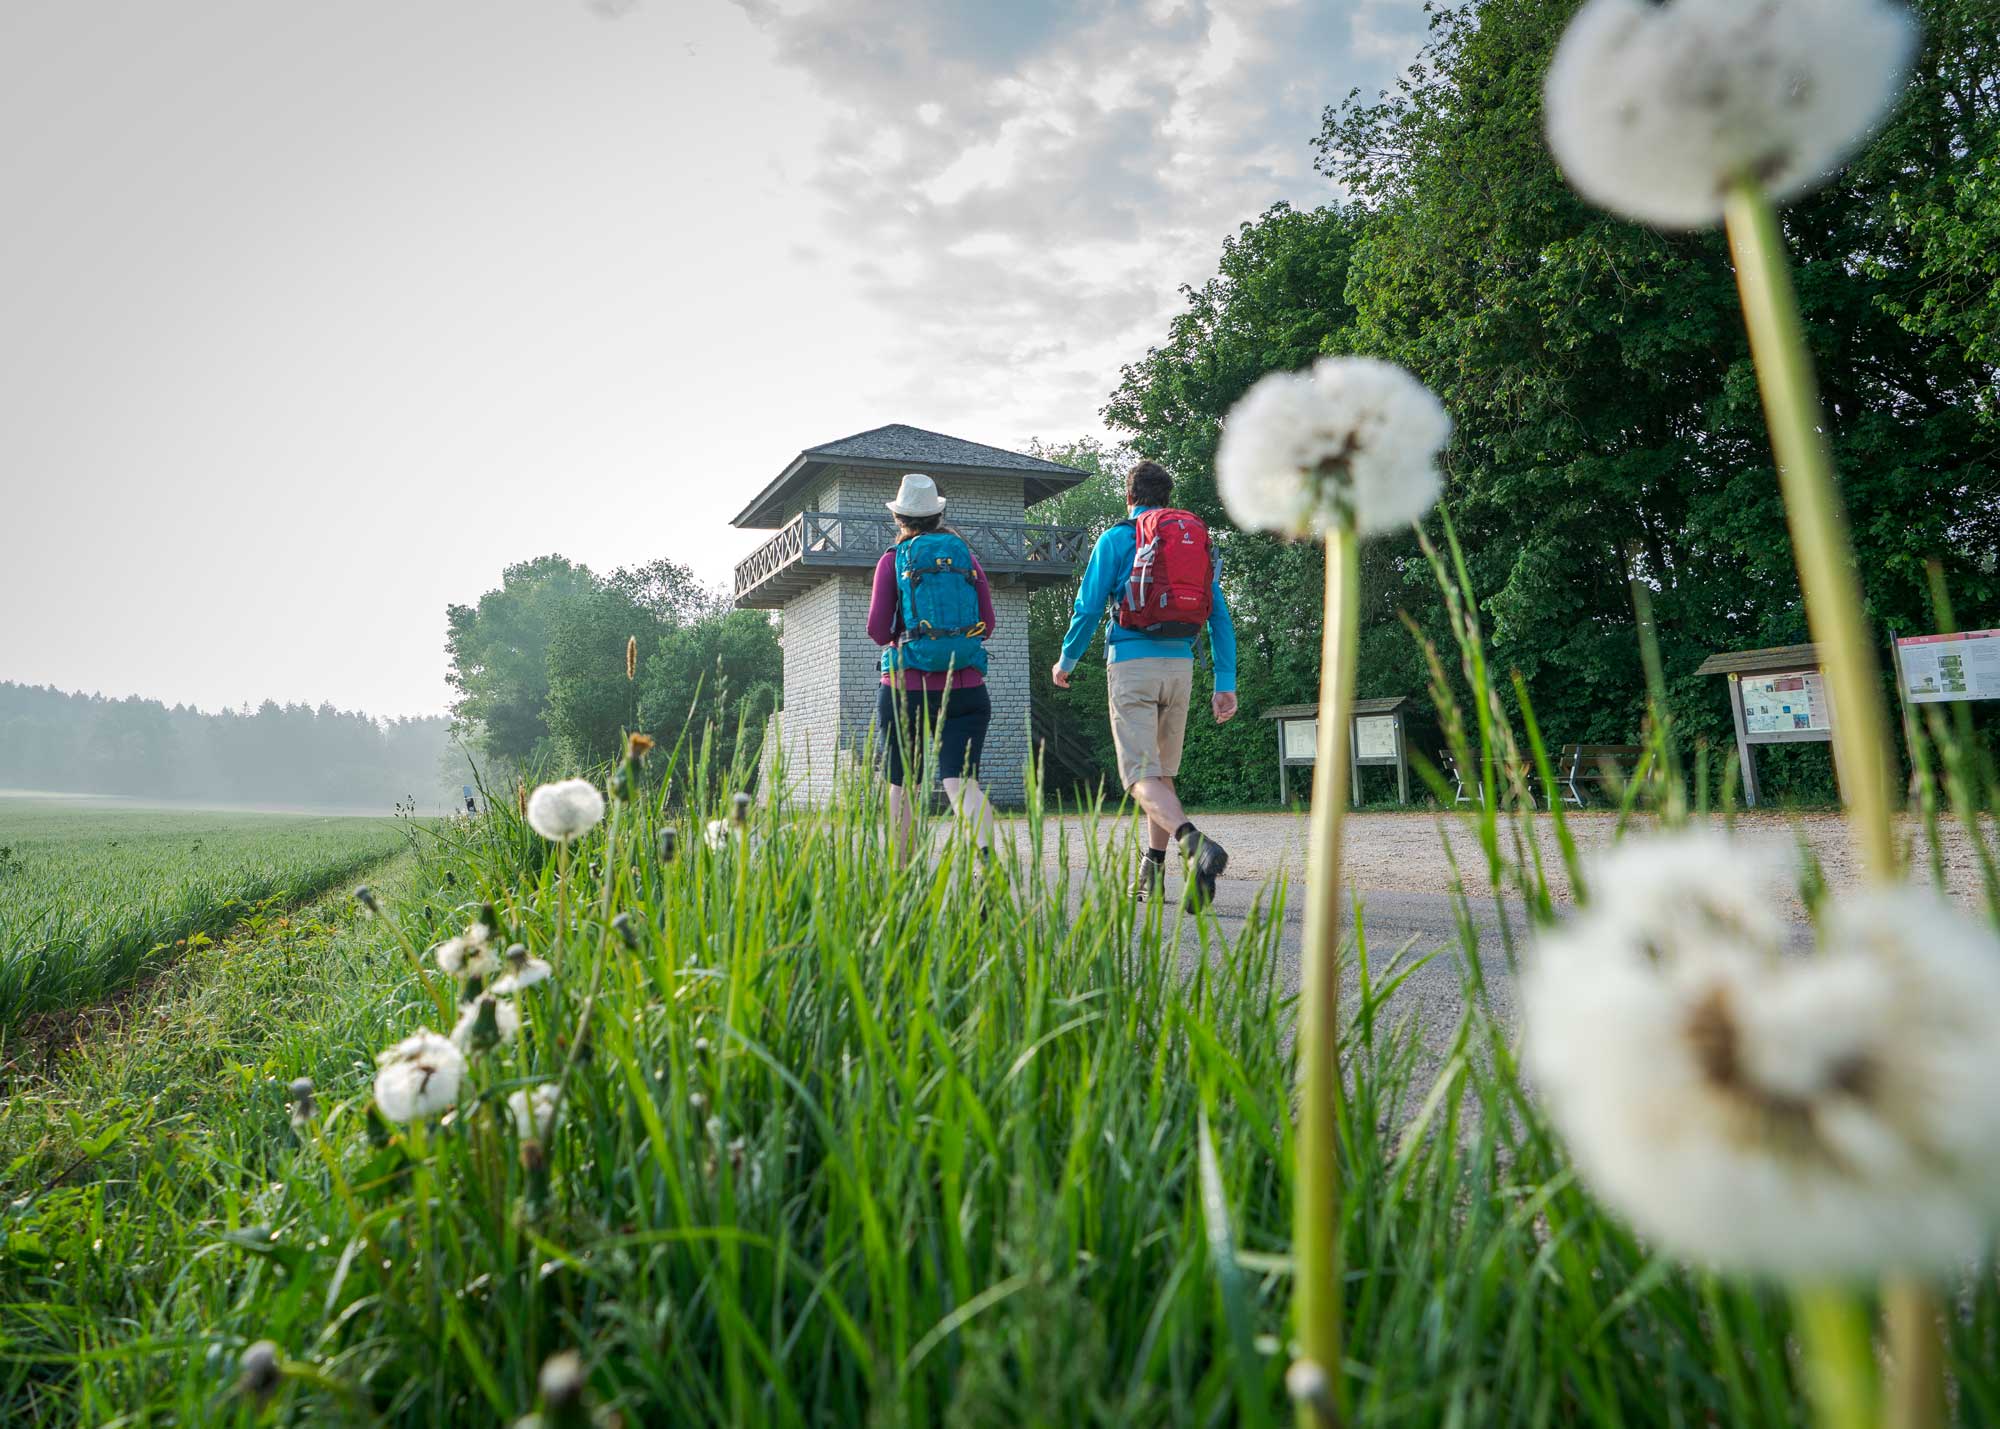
[885,531,988,676]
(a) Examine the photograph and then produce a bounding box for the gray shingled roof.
[732,423,1088,528]
[804,424,1084,476]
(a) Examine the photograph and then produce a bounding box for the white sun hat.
[886,473,946,518]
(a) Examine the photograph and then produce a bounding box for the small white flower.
[526,778,606,842]
[1544,0,1918,230]
[508,1083,563,1142]
[450,994,521,1054]
[373,1031,465,1122]
[1526,841,2000,1279]
[493,952,553,994]
[1215,357,1450,538]
[433,931,501,982]
[704,819,730,851]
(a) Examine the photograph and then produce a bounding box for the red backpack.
[1116,508,1215,637]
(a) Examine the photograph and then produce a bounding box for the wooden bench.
[1440,750,1539,808]
[1556,744,1645,807]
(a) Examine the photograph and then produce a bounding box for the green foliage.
[1095,0,2000,805]
[0,795,404,1027]
[638,609,783,781]
[446,555,779,777]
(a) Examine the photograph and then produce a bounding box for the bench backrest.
[1559,743,1645,774]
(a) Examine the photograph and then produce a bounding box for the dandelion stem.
[1725,176,1940,1428]
[1722,176,1898,880]
[1293,524,1356,1427]
[1795,1287,1878,1429]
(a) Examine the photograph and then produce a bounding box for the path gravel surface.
[1006,808,1995,1061]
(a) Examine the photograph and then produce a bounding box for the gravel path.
[1002,807,1995,1062]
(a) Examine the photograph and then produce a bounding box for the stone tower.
[731,425,1087,808]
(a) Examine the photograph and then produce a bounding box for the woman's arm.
[972,556,997,633]
[867,550,899,646]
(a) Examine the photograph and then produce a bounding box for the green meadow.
[0,796,406,1030]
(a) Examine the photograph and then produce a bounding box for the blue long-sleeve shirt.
[1056,508,1237,692]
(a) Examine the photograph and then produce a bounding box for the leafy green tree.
[445,556,599,765]
[638,609,782,780]
[1106,0,1999,802]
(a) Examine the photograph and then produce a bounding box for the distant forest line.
[0,682,464,812]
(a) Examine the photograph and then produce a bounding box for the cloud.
[734,0,1419,442]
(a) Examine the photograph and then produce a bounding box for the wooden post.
[1277,717,1290,807]
[1395,715,1410,805]
[1727,673,1762,808]
[1350,714,1362,810]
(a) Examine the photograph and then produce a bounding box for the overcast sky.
[0,0,1422,718]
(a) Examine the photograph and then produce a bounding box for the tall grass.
[1,638,1997,1423]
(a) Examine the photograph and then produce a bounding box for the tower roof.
[731,423,1088,528]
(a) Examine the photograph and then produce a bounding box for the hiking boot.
[1129,853,1165,902]
[1177,826,1228,911]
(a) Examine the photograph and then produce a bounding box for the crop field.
[0,795,407,1029]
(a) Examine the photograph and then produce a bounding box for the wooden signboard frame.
[1694,643,1837,808]
[1262,696,1417,807]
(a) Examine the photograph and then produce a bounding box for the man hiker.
[1051,459,1238,908]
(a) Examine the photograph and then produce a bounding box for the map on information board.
[1741,671,1830,735]
[1282,717,1318,761]
[1896,630,2000,704]
[1355,715,1399,760]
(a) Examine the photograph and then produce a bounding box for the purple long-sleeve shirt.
[868,546,995,690]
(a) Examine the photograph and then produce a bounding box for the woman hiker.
[868,472,998,867]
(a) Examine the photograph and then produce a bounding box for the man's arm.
[1206,574,1239,721]
[1053,529,1123,681]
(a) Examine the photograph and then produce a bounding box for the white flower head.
[508,1083,563,1142]
[1544,0,1918,229]
[433,930,501,983]
[450,994,521,1055]
[704,819,730,851]
[525,778,606,842]
[493,945,554,994]
[1215,356,1450,538]
[373,1030,466,1122]
[1527,843,2000,1279]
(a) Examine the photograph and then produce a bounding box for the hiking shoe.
[1129,854,1164,902]
[1177,827,1228,911]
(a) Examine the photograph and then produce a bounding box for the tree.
[638,609,783,782]
[445,556,600,766]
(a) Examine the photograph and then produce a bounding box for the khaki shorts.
[1107,658,1193,788]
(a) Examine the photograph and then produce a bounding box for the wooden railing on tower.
[734,511,1088,609]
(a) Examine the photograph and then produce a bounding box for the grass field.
[4,737,1995,1426]
[0,795,408,1029]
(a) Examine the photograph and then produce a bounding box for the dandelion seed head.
[451,994,520,1054]
[704,819,730,851]
[508,1084,563,1142]
[1526,846,2000,1278]
[238,1339,282,1402]
[1215,357,1449,538]
[433,932,502,982]
[1544,0,1918,229]
[1285,1358,1332,1414]
[538,1350,586,1409]
[372,1031,465,1122]
[493,951,553,994]
[525,778,606,842]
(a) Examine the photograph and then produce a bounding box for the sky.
[0,0,1424,719]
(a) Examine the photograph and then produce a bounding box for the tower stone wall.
[769,464,1036,807]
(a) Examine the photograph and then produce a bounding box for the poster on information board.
[1740,670,1830,735]
[1896,630,2000,704]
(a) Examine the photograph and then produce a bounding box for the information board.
[1741,671,1829,736]
[1896,630,2000,704]
[1282,717,1318,761]
[1355,714,1399,760]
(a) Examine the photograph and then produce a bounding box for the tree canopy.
[1093,0,2000,804]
